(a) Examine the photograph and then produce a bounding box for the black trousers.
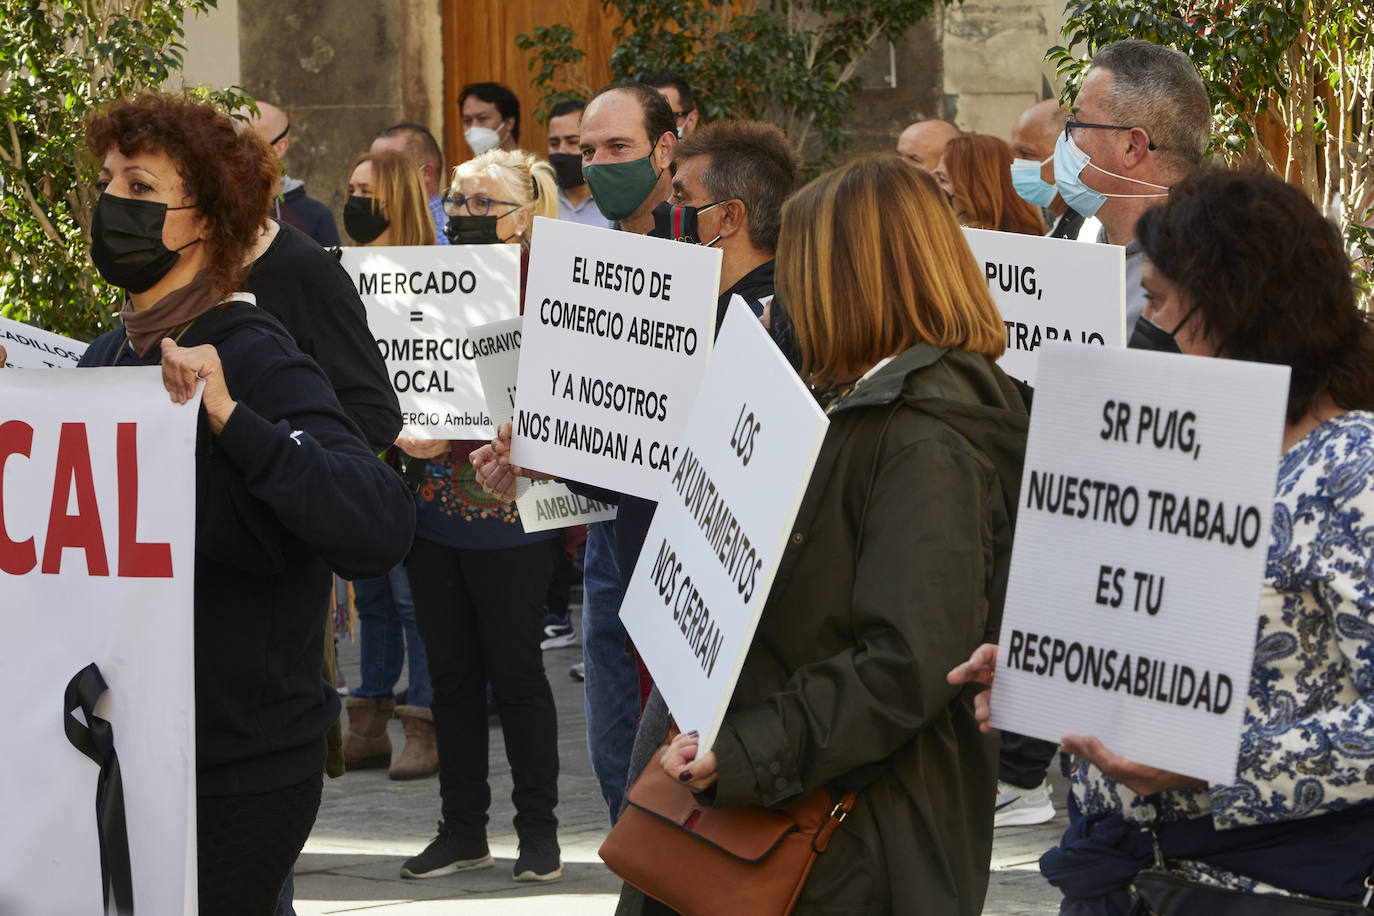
[197,771,322,916]
[407,535,562,841]
[999,730,1059,788]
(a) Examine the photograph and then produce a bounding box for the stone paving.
[296,607,1066,914]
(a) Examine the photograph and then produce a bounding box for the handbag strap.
[811,792,858,854]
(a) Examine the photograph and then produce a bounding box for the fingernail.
[686,730,699,737]
[679,771,693,781]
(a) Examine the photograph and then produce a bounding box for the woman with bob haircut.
[76,92,416,915]
[951,169,1374,911]
[934,133,1045,236]
[342,147,436,246]
[652,154,1029,913]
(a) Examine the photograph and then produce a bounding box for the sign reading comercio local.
[619,301,828,751]
[0,315,87,368]
[1,366,198,914]
[962,228,1125,386]
[467,315,617,533]
[989,343,1289,784]
[510,217,720,500]
[339,245,520,438]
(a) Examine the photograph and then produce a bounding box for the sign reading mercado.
[339,245,521,438]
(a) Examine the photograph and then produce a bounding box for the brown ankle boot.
[390,705,438,781]
[343,696,395,770]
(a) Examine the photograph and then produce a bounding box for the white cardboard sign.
[339,245,521,438]
[619,301,828,751]
[963,227,1125,386]
[0,315,87,367]
[0,366,199,915]
[510,217,720,500]
[990,344,1289,784]
[467,316,617,533]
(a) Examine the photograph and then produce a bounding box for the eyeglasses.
[1064,118,1157,150]
[672,108,693,123]
[442,193,520,216]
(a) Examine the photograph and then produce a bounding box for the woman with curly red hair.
[78,92,417,916]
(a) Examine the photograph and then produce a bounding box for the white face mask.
[465,125,503,156]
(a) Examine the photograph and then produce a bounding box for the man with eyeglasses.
[1054,38,1210,334]
[641,70,700,137]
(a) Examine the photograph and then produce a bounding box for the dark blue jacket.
[80,301,416,794]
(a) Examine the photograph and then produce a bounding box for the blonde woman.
[652,155,1029,913]
[338,146,437,784]
[399,147,566,883]
[343,148,436,246]
[442,147,557,253]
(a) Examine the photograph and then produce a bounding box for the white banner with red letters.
[0,366,199,915]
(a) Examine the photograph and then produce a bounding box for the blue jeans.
[581,521,640,823]
[352,566,432,708]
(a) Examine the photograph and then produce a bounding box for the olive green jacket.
[707,343,1029,914]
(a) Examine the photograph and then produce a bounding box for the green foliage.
[518,0,947,165]
[1047,0,1373,287]
[1,0,251,341]
[515,25,590,124]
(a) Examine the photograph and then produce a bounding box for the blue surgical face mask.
[1010,156,1057,208]
[1053,132,1170,218]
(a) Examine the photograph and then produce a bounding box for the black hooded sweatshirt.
[80,300,416,795]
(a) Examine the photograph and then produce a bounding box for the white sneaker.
[994,780,1054,827]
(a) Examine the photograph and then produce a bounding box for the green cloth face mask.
[583,142,662,221]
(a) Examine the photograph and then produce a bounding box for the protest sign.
[339,245,520,438]
[619,301,828,750]
[467,316,616,533]
[963,227,1125,386]
[0,315,87,367]
[0,366,199,915]
[989,343,1289,784]
[510,217,719,500]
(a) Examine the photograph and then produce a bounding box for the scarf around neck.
[119,270,221,356]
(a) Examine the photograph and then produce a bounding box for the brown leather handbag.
[598,742,857,915]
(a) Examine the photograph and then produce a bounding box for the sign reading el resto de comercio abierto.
[510,217,720,501]
[338,245,521,439]
[990,343,1290,784]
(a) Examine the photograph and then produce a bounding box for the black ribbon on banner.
[64,663,135,915]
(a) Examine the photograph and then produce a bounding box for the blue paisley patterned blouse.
[1065,411,1374,884]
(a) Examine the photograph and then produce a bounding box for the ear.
[503,117,516,137]
[684,110,700,134]
[273,136,291,158]
[654,133,677,170]
[717,198,746,242]
[1122,127,1153,168]
[512,205,533,238]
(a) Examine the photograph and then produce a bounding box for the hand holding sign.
[159,338,236,433]
[659,731,717,791]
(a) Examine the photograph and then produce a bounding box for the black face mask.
[445,214,506,245]
[1128,307,1198,353]
[344,195,389,244]
[90,194,200,293]
[548,153,585,190]
[650,200,723,246]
